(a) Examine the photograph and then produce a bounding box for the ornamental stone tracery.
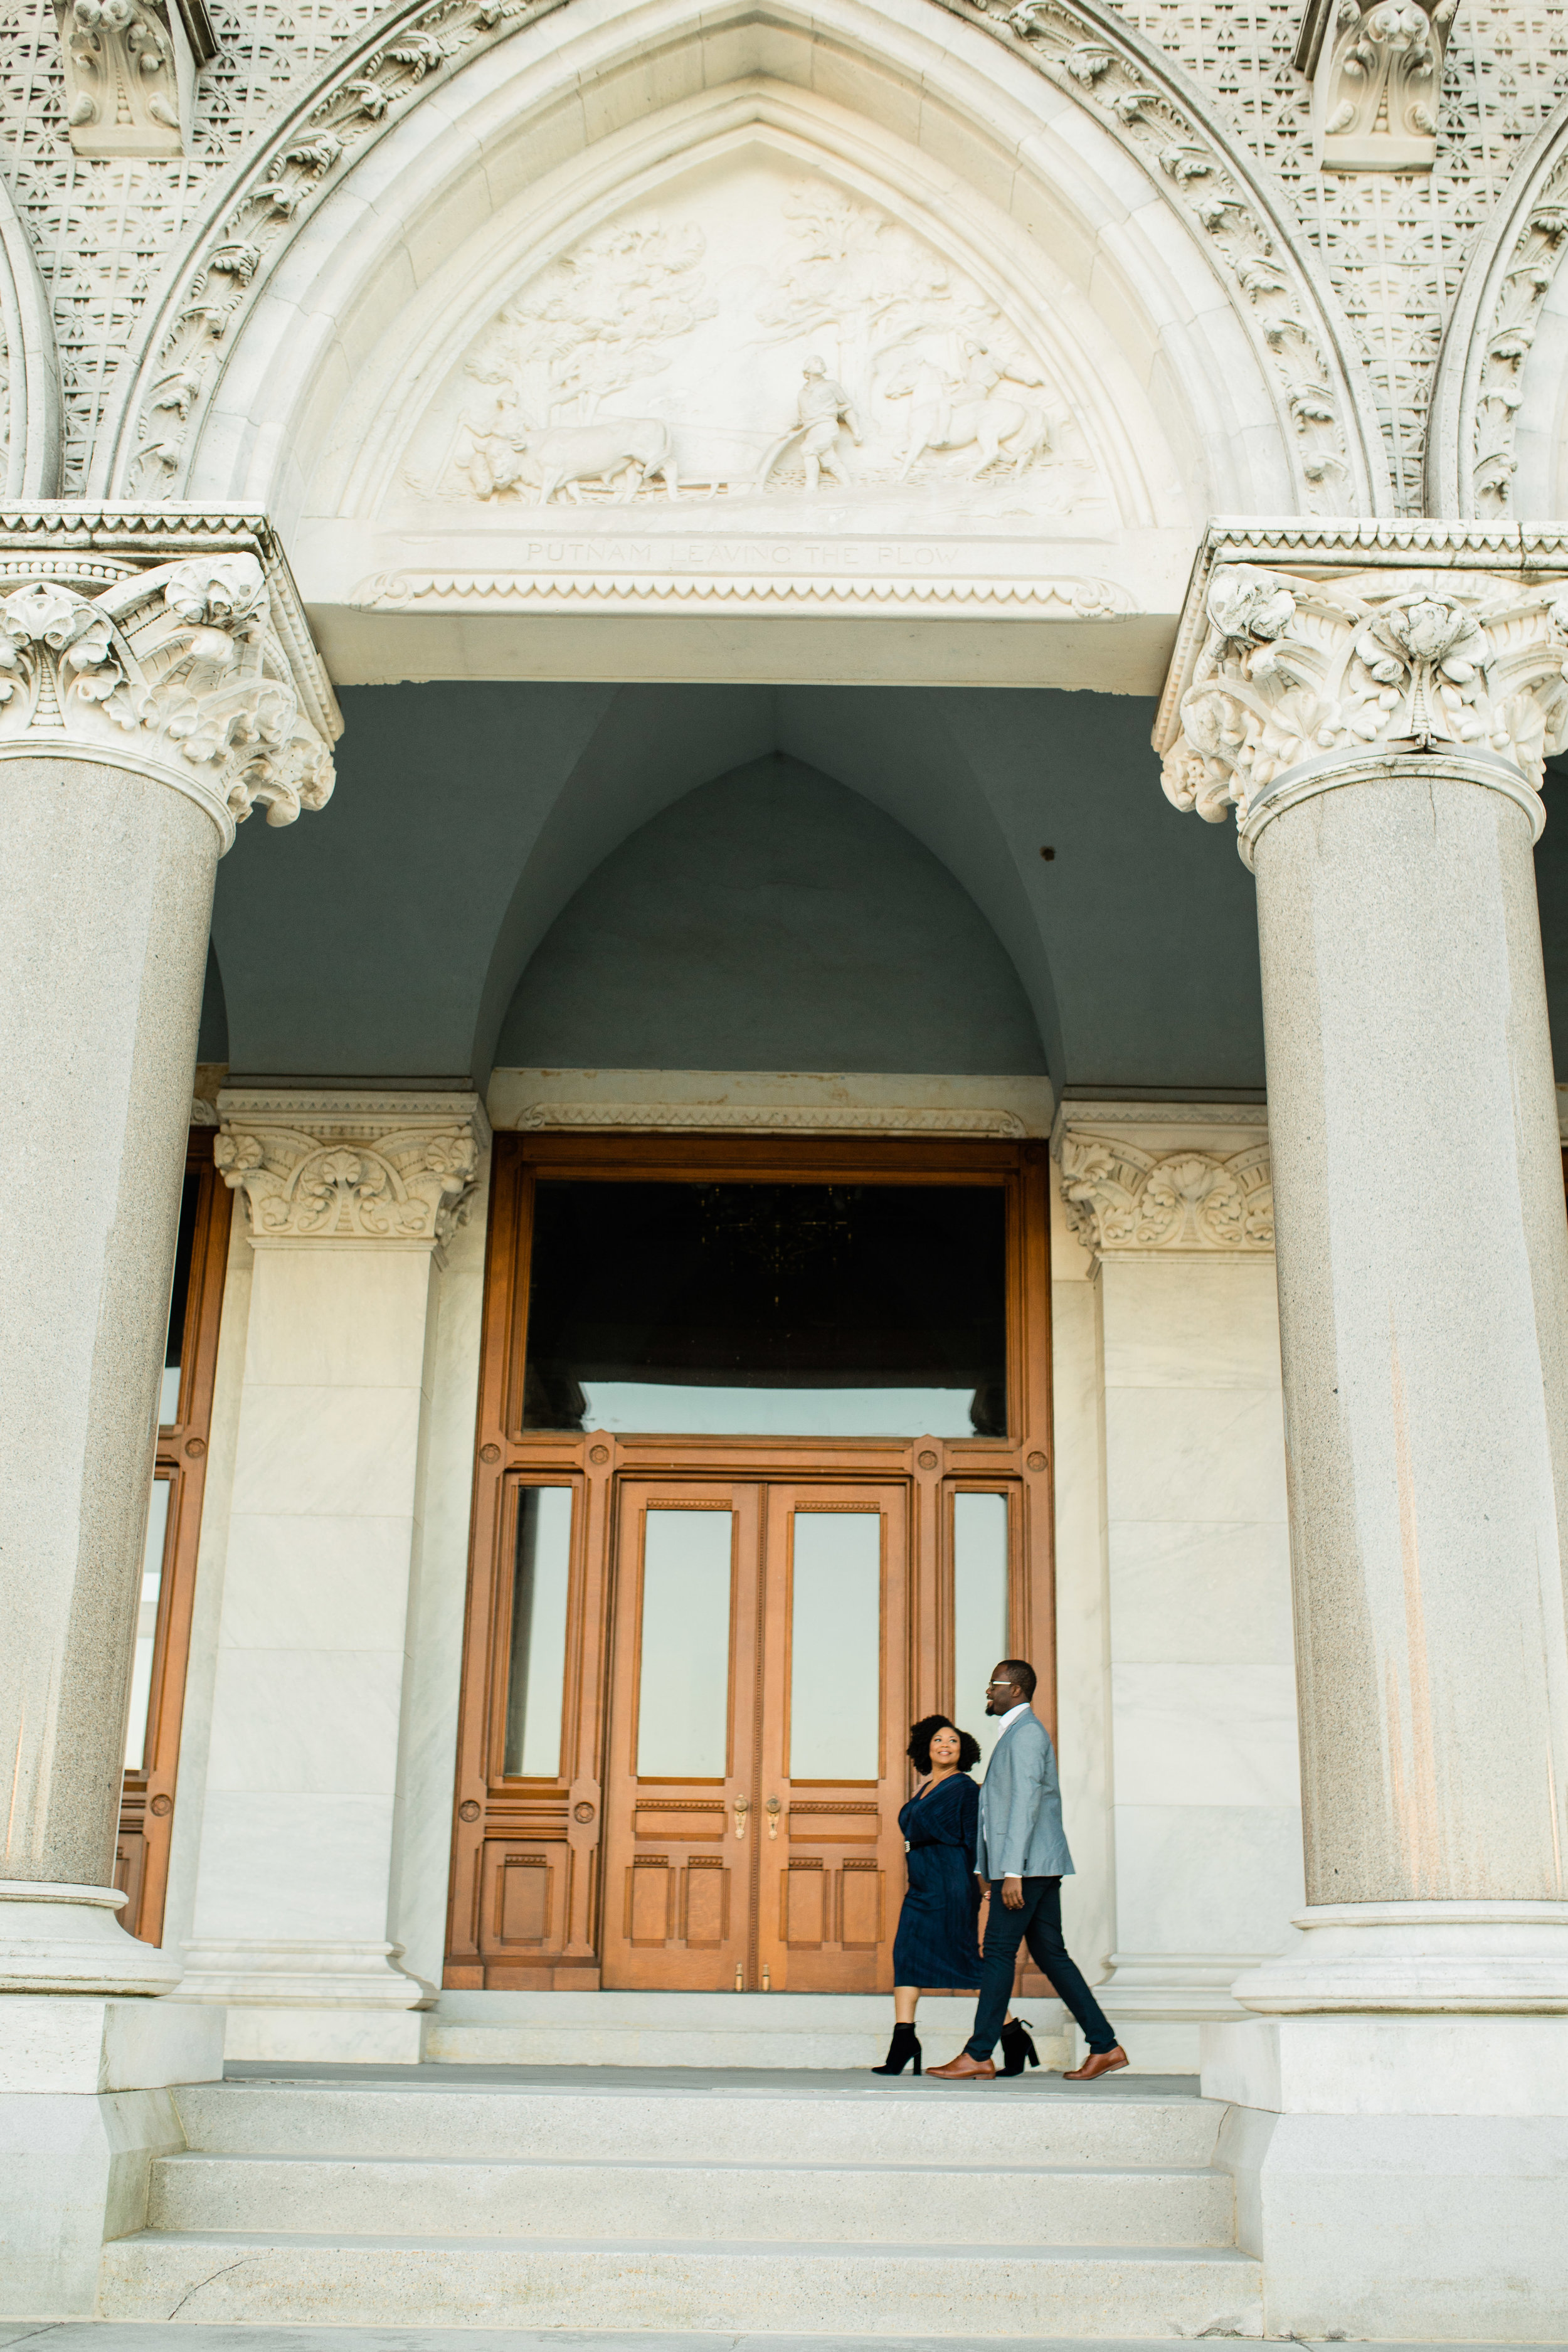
[215,1093,490,1248]
[1155,523,1568,837]
[0,518,339,845]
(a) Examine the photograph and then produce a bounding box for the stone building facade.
[3,0,1568,2336]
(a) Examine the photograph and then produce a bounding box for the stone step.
[423,1991,1078,2072]
[97,2231,1264,2336]
[176,2076,1222,2169]
[147,2151,1236,2249]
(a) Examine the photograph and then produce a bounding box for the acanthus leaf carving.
[1057,1127,1274,1253]
[1158,553,1568,830]
[215,1094,489,1247]
[1300,0,1458,174]
[0,545,336,844]
[53,0,215,159]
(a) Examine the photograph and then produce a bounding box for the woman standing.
[873,1716,1041,2077]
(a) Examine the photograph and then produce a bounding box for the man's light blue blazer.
[975,1708,1074,1880]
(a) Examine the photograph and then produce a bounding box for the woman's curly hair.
[906,1714,982,1776]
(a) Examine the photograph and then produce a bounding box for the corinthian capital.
[215,1092,490,1250]
[0,512,339,850]
[1155,522,1568,838]
[1054,1105,1273,1256]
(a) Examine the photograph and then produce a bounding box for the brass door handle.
[765,1798,781,1840]
[733,1794,750,1838]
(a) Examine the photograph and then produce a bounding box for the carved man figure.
[797,356,861,491]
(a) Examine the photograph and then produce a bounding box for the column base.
[0,1881,183,1996]
[179,1938,435,2062]
[0,1994,224,2319]
[1095,1951,1273,2073]
[1204,2013,1568,2339]
[1230,1899,1568,2011]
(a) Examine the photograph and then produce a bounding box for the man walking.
[928,1660,1128,2082]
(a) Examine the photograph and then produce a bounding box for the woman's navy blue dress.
[891,1771,983,1988]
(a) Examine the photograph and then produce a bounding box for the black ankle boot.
[999,2016,1040,2077]
[872,2022,922,2075]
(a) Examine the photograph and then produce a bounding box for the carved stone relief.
[53,0,216,159]
[215,1091,489,1248]
[1055,1113,1274,1254]
[1153,522,1568,835]
[408,170,1111,531]
[1297,0,1458,173]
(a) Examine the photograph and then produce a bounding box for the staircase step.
[98,2230,1264,2336]
[175,2077,1223,2169]
[425,1992,1076,2073]
[148,2152,1236,2248]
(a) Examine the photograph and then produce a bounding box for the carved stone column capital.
[216,1091,491,1251]
[1155,522,1568,863]
[1052,1103,1273,1257]
[0,510,339,850]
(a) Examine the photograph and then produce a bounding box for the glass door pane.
[125,1478,171,1771]
[504,1486,573,1777]
[637,1508,734,1777]
[788,1511,882,1778]
[954,1490,1011,1770]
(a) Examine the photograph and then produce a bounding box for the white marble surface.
[1091,1248,1300,2055]
[1050,1265,1116,2001]
[184,1237,440,2032]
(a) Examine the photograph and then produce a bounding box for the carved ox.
[526,418,679,505]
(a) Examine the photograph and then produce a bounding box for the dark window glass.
[159,1173,201,1424]
[522,1181,1006,1438]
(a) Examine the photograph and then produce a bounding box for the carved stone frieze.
[0,516,339,847]
[1055,1111,1274,1254]
[1155,521,1568,837]
[1296,0,1457,174]
[103,0,1382,519]
[352,570,1135,618]
[54,0,217,159]
[215,1092,491,1248]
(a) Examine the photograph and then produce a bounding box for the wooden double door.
[603,1479,906,1990]
[445,1130,1056,1996]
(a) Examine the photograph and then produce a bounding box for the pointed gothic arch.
[91,0,1387,528]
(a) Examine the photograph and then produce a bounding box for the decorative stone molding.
[1426,101,1568,518]
[0,511,339,847]
[0,186,62,501]
[351,571,1136,619]
[1155,520,1568,844]
[487,1068,1055,1138]
[101,0,1385,519]
[1056,1113,1274,1254]
[216,1091,490,1249]
[1295,0,1456,173]
[54,0,217,159]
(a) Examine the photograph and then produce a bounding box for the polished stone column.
[1157,524,1568,2337]
[0,526,338,2001]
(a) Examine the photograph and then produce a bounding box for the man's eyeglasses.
[986,1680,1017,1691]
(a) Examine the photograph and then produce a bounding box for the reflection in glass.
[504,1487,573,1776]
[789,1512,881,1778]
[125,1479,171,1771]
[523,1181,1006,1438]
[160,1173,201,1426]
[637,1510,733,1777]
[954,1491,1010,1771]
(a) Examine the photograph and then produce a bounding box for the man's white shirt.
[992,1702,1030,1738]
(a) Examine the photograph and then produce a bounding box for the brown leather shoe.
[926,2051,997,2079]
[1063,2045,1129,2080]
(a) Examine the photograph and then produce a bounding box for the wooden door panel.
[756,1484,909,1993]
[601,1483,760,1988]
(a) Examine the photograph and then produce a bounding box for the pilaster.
[1051,1104,1296,2073]
[182,1089,489,2060]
